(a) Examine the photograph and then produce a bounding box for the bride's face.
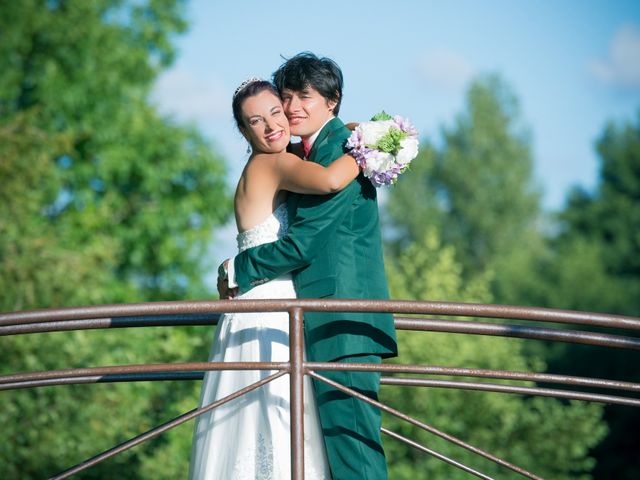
[241,90,291,154]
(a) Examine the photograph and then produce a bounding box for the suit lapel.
[308,117,343,162]
[289,117,343,222]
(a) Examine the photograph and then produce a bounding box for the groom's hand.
[217,276,237,299]
[217,275,238,299]
[217,259,238,299]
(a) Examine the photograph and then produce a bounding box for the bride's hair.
[232,79,279,130]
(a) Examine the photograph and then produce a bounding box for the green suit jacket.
[234,117,397,362]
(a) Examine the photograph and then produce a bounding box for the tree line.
[383,74,639,479]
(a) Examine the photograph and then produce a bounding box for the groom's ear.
[327,90,340,113]
[327,98,338,113]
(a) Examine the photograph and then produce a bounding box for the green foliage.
[382,75,621,478]
[375,127,407,155]
[385,72,638,478]
[383,139,440,252]
[558,113,640,315]
[1,0,231,305]
[386,74,542,284]
[537,113,640,480]
[381,230,607,479]
[0,327,211,479]
[0,1,231,478]
[372,110,393,121]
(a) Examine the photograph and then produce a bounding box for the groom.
[218,52,397,479]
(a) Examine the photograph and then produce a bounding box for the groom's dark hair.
[272,52,344,115]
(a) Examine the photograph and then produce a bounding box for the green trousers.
[312,354,388,480]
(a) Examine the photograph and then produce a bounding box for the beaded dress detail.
[237,202,288,252]
[189,203,332,479]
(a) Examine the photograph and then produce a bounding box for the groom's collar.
[304,116,335,150]
[307,117,344,161]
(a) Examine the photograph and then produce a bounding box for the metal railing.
[1,299,639,479]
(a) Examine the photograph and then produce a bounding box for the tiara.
[233,76,264,98]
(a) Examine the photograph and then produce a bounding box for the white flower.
[364,150,395,177]
[346,111,420,187]
[360,120,396,146]
[396,137,419,165]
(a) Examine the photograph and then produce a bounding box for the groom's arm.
[231,140,357,294]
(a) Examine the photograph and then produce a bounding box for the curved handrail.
[2,298,639,329]
[1,299,638,479]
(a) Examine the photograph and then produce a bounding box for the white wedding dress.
[189,203,332,479]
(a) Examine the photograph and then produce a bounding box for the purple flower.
[393,115,418,137]
[346,113,419,187]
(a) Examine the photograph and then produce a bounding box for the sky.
[151,0,640,263]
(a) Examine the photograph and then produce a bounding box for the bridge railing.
[1,299,639,479]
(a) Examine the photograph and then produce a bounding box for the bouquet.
[346,111,419,186]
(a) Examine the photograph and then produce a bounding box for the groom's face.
[281,86,337,139]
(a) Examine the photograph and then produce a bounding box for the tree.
[0,0,231,305]
[381,230,606,479]
[0,1,231,477]
[387,74,541,286]
[537,113,640,480]
[558,113,640,315]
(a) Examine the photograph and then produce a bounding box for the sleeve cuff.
[227,256,238,288]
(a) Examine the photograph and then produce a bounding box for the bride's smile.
[265,129,285,143]
[240,89,291,154]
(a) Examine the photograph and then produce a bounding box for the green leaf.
[371,110,393,121]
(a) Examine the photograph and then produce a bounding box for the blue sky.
[152,0,640,260]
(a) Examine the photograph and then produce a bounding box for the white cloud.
[152,66,229,125]
[589,23,640,89]
[416,48,475,92]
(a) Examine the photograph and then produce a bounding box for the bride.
[188,78,358,479]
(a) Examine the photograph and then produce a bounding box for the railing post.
[289,307,304,480]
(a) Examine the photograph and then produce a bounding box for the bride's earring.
[246,144,251,154]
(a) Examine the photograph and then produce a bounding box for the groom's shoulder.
[324,117,351,146]
[313,118,351,165]
[327,116,349,136]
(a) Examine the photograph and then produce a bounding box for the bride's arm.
[275,152,359,194]
[288,124,358,159]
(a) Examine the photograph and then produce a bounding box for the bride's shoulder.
[252,151,303,169]
[245,152,277,172]
[249,151,289,165]
[243,152,295,184]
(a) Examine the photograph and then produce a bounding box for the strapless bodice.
[236,203,289,253]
